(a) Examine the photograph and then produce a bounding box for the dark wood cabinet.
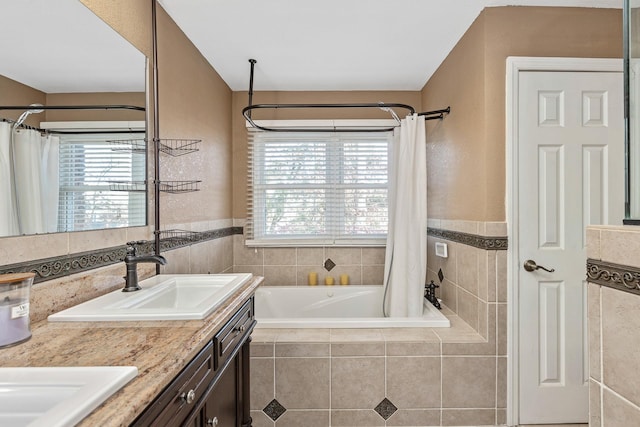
[132,297,255,427]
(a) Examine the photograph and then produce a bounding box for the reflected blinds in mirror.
[57,133,146,232]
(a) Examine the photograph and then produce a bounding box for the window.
[57,133,146,232]
[247,130,391,245]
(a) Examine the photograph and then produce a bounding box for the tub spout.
[123,241,167,292]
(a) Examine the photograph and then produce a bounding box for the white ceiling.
[0,1,620,94]
[159,0,621,91]
[0,0,145,94]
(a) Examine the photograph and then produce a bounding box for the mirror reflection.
[0,0,147,237]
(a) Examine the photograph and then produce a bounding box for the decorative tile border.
[427,227,508,250]
[0,227,243,284]
[587,258,640,296]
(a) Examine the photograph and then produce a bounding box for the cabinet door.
[203,356,238,427]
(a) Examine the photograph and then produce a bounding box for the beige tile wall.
[427,219,507,340]
[250,307,506,427]
[232,235,386,286]
[587,226,640,426]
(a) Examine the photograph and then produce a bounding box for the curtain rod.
[243,59,450,133]
[0,118,144,135]
[0,105,145,111]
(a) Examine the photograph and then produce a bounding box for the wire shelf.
[158,180,201,193]
[158,229,201,245]
[159,139,201,156]
[108,181,147,192]
[108,139,147,153]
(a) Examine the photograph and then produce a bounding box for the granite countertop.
[0,276,264,427]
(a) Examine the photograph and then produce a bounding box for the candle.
[325,276,335,286]
[0,302,30,347]
[339,274,349,285]
[308,272,318,286]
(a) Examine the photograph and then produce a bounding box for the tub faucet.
[424,280,441,309]
[123,241,167,292]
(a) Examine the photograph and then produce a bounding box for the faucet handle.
[126,240,145,256]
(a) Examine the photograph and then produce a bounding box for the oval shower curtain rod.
[243,59,450,133]
[0,105,145,111]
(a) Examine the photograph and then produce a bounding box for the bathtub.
[254,285,450,328]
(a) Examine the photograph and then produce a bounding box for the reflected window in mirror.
[0,0,148,237]
[56,128,146,233]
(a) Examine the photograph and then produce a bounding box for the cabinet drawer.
[133,341,215,427]
[213,297,254,370]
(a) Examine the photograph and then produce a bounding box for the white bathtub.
[254,285,450,328]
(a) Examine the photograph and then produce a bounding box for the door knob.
[523,259,555,273]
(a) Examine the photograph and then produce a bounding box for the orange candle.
[308,272,318,286]
[325,276,335,286]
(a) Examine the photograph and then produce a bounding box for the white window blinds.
[58,133,146,232]
[247,130,391,245]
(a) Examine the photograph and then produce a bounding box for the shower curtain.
[383,114,427,317]
[0,122,19,235]
[0,123,60,235]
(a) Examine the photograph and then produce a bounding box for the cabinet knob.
[181,389,196,405]
[207,416,219,426]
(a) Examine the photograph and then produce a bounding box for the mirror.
[0,0,147,237]
[627,0,640,221]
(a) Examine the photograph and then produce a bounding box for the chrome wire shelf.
[159,139,201,156]
[108,181,147,192]
[157,229,201,245]
[158,180,201,193]
[108,139,146,153]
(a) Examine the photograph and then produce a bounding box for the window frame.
[246,120,394,247]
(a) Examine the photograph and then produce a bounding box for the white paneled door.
[518,71,623,424]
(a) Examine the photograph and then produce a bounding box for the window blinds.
[247,130,391,245]
[58,133,146,232]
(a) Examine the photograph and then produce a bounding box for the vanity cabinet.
[132,297,255,427]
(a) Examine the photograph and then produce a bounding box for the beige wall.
[231,90,422,218]
[0,75,47,126]
[156,7,233,225]
[587,226,640,426]
[423,6,622,222]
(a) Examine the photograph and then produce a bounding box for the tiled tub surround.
[232,234,387,286]
[0,276,263,427]
[250,305,506,427]
[240,219,508,426]
[587,226,640,426]
[427,220,508,341]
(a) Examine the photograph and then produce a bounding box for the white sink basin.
[48,274,253,322]
[0,366,137,427]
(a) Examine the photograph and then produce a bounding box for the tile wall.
[246,219,509,427]
[250,308,505,427]
[232,235,386,287]
[426,220,508,341]
[587,226,640,427]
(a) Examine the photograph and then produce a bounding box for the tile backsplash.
[232,235,386,286]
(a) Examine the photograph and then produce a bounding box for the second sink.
[48,274,253,322]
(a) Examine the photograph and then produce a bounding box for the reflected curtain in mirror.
[0,122,59,235]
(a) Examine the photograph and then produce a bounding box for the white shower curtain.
[3,126,60,235]
[0,122,19,235]
[383,114,427,317]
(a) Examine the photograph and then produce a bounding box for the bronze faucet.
[123,241,167,292]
